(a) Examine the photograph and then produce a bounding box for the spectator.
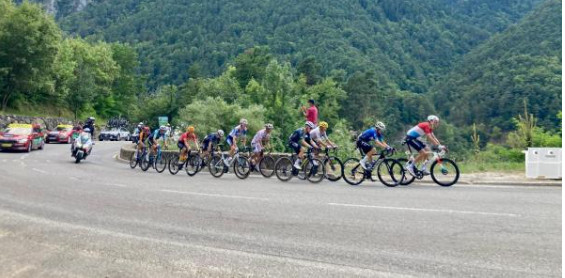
[301,99,318,124]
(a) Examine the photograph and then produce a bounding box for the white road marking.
[32,168,48,174]
[20,154,29,160]
[107,183,127,187]
[327,203,520,217]
[160,189,270,201]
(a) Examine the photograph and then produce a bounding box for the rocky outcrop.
[0,114,74,130]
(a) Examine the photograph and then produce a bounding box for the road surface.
[0,142,561,277]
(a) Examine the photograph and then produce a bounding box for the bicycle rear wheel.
[274,157,293,182]
[431,158,459,186]
[185,153,202,176]
[208,154,225,178]
[342,158,365,186]
[323,156,343,182]
[129,152,138,169]
[168,154,181,175]
[259,155,276,178]
[305,159,325,183]
[396,158,415,185]
[234,155,251,179]
[155,155,167,173]
[376,158,403,187]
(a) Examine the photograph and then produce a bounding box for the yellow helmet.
[319,121,329,129]
[187,126,195,133]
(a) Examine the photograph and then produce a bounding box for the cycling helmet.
[265,123,274,130]
[427,115,440,123]
[159,125,167,130]
[240,118,248,125]
[143,126,150,133]
[217,129,225,137]
[319,121,329,129]
[187,126,195,133]
[139,122,144,125]
[83,128,91,133]
[375,121,386,130]
[305,121,316,129]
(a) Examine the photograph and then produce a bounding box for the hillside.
[432,0,561,131]
[60,0,541,90]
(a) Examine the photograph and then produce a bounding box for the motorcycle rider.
[83,117,95,137]
[72,127,93,158]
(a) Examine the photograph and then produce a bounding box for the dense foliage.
[60,0,541,91]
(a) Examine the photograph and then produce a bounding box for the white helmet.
[265,123,274,130]
[427,115,440,123]
[159,125,166,130]
[305,121,315,129]
[375,121,386,130]
[217,129,225,137]
[240,118,248,125]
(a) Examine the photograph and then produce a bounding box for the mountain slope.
[432,0,561,131]
[59,0,541,90]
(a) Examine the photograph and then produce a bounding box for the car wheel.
[26,142,32,152]
[38,141,44,150]
[117,135,121,141]
[67,137,72,144]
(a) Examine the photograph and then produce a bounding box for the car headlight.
[18,139,28,143]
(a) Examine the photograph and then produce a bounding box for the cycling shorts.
[226,135,234,146]
[252,143,263,154]
[356,140,373,154]
[177,141,186,150]
[288,141,301,154]
[406,136,426,152]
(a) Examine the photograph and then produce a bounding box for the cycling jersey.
[251,129,269,145]
[149,130,167,143]
[288,128,311,144]
[309,127,328,141]
[139,130,150,143]
[229,125,247,138]
[178,132,197,143]
[406,122,433,139]
[358,127,384,142]
[202,133,221,149]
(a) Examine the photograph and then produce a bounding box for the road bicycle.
[398,141,459,187]
[317,147,343,182]
[140,144,166,173]
[342,148,404,187]
[168,146,203,176]
[274,148,325,183]
[251,148,276,178]
[129,147,147,169]
[208,146,252,178]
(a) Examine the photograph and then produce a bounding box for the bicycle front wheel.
[259,155,276,178]
[305,159,325,183]
[208,154,225,178]
[140,155,151,172]
[274,157,293,182]
[396,158,415,185]
[155,155,167,173]
[431,158,459,186]
[185,153,202,176]
[323,156,343,182]
[129,152,138,169]
[234,155,251,179]
[168,154,181,175]
[342,158,365,186]
[376,158,403,187]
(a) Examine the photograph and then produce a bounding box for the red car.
[0,124,45,152]
[46,124,76,144]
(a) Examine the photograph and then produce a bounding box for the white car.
[98,128,131,141]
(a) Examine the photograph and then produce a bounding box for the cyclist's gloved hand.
[385,146,394,152]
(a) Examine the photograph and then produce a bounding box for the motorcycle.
[71,133,93,163]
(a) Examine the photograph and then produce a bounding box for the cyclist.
[310,121,338,150]
[177,126,199,163]
[250,123,273,171]
[288,121,317,169]
[357,121,393,170]
[136,126,151,159]
[225,119,248,166]
[201,129,225,166]
[148,125,168,155]
[405,115,443,176]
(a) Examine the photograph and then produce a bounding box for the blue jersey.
[289,128,311,143]
[359,127,383,142]
[150,130,167,141]
[228,125,247,138]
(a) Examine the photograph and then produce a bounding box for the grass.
[458,160,523,173]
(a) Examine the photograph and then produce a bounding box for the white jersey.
[309,127,328,141]
[251,129,269,145]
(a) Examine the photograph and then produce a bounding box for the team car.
[98,128,131,141]
[0,123,45,152]
[46,124,76,144]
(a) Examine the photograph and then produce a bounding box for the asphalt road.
[0,142,561,277]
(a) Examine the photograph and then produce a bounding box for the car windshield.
[4,127,31,135]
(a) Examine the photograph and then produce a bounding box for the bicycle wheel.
[323,156,343,182]
[168,154,181,175]
[430,158,459,186]
[140,154,151,172]
[259,155,275,178]
[208,154,225,178]
[129,152,138,169]
[155,154,167,173]
[396,158,415,185]
[274,157,293,182]
[376,158,403,187]
[305,159,325,183]
[234,155,251,179]
[185,153,202,176]
[342,158,365,186]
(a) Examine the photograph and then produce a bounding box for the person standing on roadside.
[301,99,318,125]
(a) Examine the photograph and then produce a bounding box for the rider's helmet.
[264,123,274,130]
[427,115,440,124]
[159,125,166,132]
[374,121,386,130]
[187,126,195,133]
[217,129,225,137]
[305,121,316,129]
[143,126,150,133]
[319,121,329,129]
[240,118,248,125]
